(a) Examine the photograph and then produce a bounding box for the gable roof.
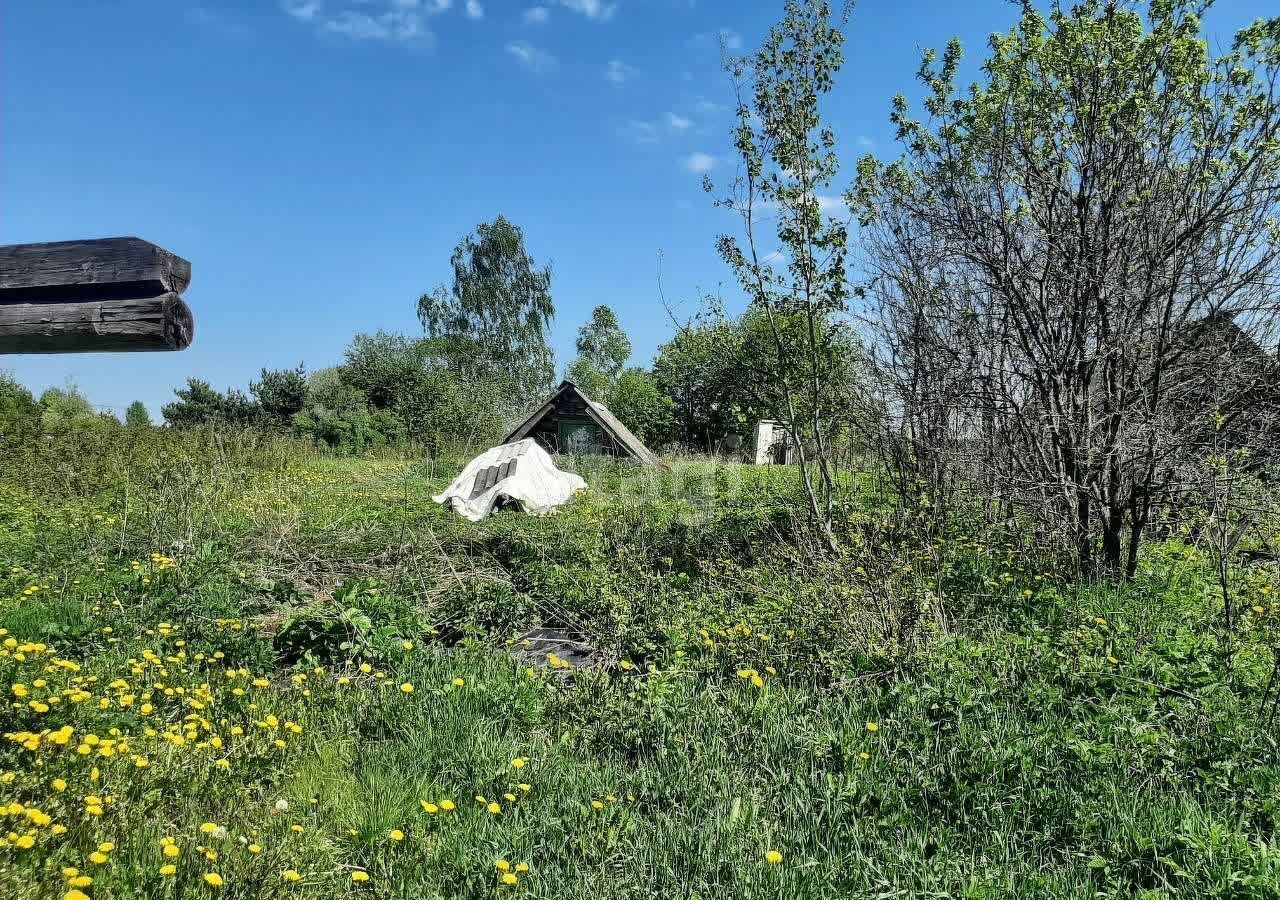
[505,380,658,466]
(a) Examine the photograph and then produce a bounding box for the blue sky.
[2,0,1271,417]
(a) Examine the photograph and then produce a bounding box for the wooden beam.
[0,292,194,354]
[0,237,194,353]
[0,237,191,298]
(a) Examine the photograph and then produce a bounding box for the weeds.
[2,431,1279,898]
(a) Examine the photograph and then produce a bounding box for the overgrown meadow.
[3,429,1280,899]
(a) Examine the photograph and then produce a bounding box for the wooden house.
[504,380,657,466]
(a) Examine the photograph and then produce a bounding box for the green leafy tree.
[0,372,40,445]
[162,379,259,429]
[417,215,556,400]
[0,372,37,420]
[565,358,610,400]
[292,366,405,452]
[712,0,856,544]
[854,0,1280,573]
[124,401,152,428]
[39,384,97,428]
[340,331,509,454]
[606,368,675,447]
[567,305,631,397]
[652,308,754,450]
[251,364,309,429]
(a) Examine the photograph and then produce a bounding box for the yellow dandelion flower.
[496,860,511,871]
[453,677,465,687]
[511,757,527,769]
[439,799,456,811]
[400,683,414,693]
[389,829,405,842]
[160,864,177,876]
[421,800,439,814]
[203,872,224,887]
[865,722,879,732]
[282,870,302,882]
[351,871,369,883]
[765,849,783,865]
[487,802,501,815]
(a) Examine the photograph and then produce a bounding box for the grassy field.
[2,430,1280,899]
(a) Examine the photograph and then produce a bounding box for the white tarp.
[432,438,586,522]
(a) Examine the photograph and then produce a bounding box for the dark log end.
[163,294,195,350]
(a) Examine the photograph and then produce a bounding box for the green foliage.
[273,577,423,666]
[567,305,631,399]
[852,0,1280,572]
[564,356,610,399]
[38,384,99,428]
[712,0,857,535]
[604,368,674,447]
[338,331,510,453]
[162,378,260,429]
[417,215,556,400]
[0,372,40,445]
[124,400,152,428]
[251,364,309,429]
[653,306,757,449]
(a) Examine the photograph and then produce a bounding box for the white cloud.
[619,119,659,144]
[683,152,716,173]
[817,195,847,214]
[322,10,431,43]
[465,0,483,18]
[605,59,637,84]
[558,0,617,21]
[284,0,321,20]
[856,135,874,149]
[506,40,557,72]
[667,112,692,131]
[281,1,443,46]
[523,6,550,23]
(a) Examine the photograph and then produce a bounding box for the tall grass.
[2,434,1279,898]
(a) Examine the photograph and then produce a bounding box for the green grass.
[2,430,1280,898]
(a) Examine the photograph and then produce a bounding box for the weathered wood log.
[0,237,194,353]
[0,292,194,353]
[0,237,191,299]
